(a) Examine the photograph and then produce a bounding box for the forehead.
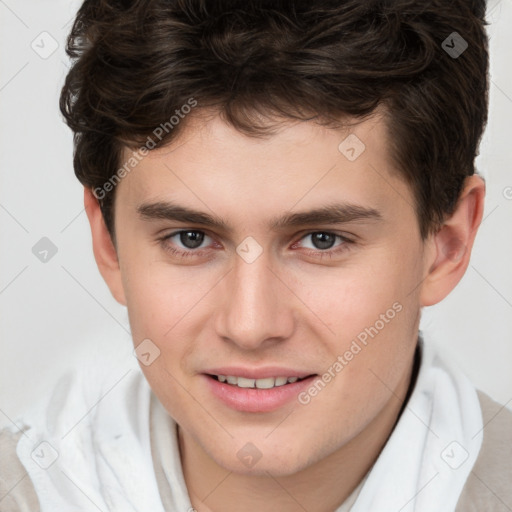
[115,112,415,229]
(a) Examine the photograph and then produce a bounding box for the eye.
[301,232,339,250]
[158,229,354,261]
[159,230,214,258]
[173,230,208,249]
[292,231,354,258]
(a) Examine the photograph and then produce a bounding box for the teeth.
[274,377,288,386]
[237,377,255,388]
[255,377,275,389]
[215,375,304,389]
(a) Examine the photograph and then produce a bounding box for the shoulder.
[455,390,512,512]
[0,426,40,512]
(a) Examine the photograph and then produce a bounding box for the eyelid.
[293,229,355,243]
[158,228,355,259]
[291,232,354,256]
[160,229,216,249]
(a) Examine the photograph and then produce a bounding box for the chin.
[206,438,316,477]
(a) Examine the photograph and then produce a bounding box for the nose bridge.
[216,250,292,349]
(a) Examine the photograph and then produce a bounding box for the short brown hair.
[60,0,489,239]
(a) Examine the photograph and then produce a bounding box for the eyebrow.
[137,201,383,232]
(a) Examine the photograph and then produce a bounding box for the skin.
[85,111,485,512]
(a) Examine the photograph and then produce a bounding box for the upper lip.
[203,367,316,379]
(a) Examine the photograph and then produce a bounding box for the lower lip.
[203,374,317,413]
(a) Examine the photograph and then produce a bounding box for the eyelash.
[157,230,355,260]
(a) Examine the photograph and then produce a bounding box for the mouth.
[203,371,318,413]
[207,374,314,389]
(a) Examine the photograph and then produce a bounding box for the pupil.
[313,232,335,250]
[180,231,204,249]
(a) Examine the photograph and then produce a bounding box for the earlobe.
[420,175,485,307]
[84,188,127,306]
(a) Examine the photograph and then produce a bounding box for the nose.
[214,250,295,351]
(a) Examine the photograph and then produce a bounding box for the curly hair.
[60,0,489,239]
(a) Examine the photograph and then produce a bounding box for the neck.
[177,353,417,512]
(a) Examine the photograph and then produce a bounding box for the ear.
[420,174,486,306]
[84,188,127,306]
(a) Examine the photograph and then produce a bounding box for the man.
[1,0,511,510]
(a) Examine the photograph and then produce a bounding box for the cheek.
[120,259,205,412]
[121,249,200,334]
[120,255,222,376]
[298,257,408,338]
[301,250,421,395]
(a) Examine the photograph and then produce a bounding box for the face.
[109,112,431,476]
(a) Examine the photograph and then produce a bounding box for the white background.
[1,0,511,427]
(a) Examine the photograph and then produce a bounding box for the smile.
[210,374,310,389]
[203,372,318,413]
